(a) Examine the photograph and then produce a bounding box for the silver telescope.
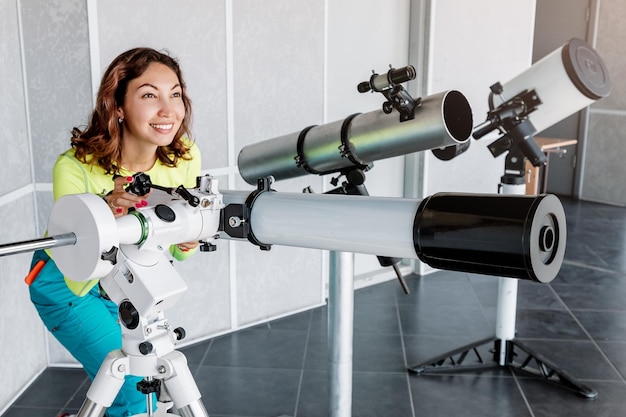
[237,89,473,185]
[221,178,565,283]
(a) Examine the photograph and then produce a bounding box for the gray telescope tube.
[237,90,473,184]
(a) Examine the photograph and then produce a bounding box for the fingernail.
[116,208,123,213]
[141,200,148,206]
[126,176,133,182]
[135,203,142,208]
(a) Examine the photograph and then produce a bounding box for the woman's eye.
[142,93,155,99]
[172,91,182,98]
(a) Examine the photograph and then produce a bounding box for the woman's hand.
[103,176,150,218]
[176,241,200,252]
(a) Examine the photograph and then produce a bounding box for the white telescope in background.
[500,37,610,133]
[473,38,611,167]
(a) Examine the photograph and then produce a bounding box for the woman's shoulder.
[54,148,81,169]
[54,148,103,175]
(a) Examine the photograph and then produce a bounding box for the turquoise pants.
[29,250,151,417]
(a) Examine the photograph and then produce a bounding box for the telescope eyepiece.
[388,65,416,86]
[357,65,417,93]
[357,81,372,93]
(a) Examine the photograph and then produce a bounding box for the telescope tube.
[221,190,565,283]
[237,90,473,184]
[499,37,610,133]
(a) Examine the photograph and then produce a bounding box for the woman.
[28,48,201,417]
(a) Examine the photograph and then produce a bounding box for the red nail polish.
[141,200,148,206]
[116,208,123,213]
[127,176,133,182]
[135,203,142,208]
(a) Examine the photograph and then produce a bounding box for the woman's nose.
[158,98,174,117]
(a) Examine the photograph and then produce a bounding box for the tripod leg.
[76,350,128,417]
[509,339,598,399]
[159,350,210,417]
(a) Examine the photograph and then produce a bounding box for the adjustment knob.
[174,327,186,341]
[139,342,153,355]
[136,378,160,394]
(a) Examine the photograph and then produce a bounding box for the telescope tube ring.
[295,125,320,175]
[337,113,371,172]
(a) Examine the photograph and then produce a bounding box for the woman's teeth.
[151,123,173,130]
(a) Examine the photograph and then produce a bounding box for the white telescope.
[498,37,610,133]
[473,37,611,166]
[0,175,566,285]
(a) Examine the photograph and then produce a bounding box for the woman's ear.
[116,107,125,120]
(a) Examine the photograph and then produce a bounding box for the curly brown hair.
[71,48,193,174]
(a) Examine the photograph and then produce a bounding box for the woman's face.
[117,62,186,150]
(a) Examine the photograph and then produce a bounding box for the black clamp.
[295,125,320,175]
[221,177,273,251]
[338,113,372,171]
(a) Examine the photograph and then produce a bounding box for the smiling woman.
[117,62,187,170]
[25,48,201,417]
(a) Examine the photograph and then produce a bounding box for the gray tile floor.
[3,197,626,417]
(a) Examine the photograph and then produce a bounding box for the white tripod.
[74,244,209,417]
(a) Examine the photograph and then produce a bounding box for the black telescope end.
[563,37,611,100]
[413,193,566,283]
[442,90,474,141]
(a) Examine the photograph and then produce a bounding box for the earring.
[118,117,123,124]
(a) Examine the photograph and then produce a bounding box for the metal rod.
[495,277,518,365]
[0,233,76,257]
[328,251,354,417]
[494,180,525,365]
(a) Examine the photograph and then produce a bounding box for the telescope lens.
[443,90,474,140]
[539,225,555,253]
